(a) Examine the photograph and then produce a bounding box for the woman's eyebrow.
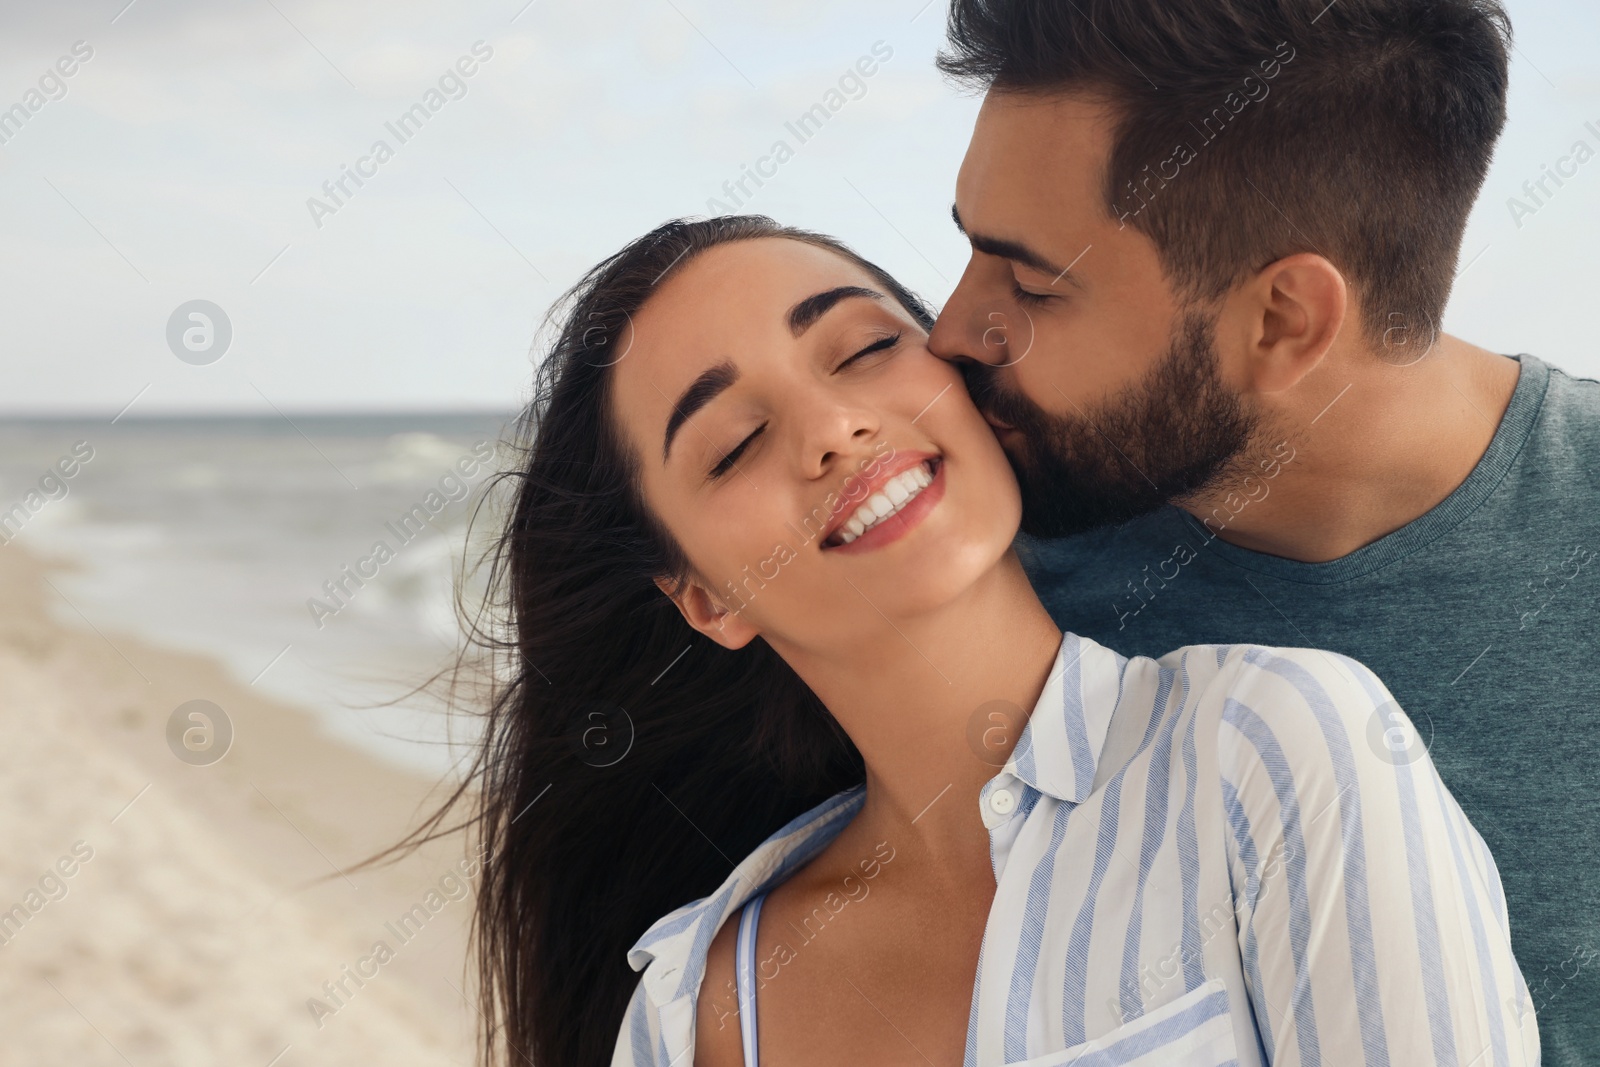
[663,359,739,463]
[661,286,885,463]
[787,285,883,336]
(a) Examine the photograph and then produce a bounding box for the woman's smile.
[820,453,946,553]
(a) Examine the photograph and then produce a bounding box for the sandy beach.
[0,542,482,1065]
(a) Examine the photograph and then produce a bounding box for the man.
[926,0,1600,1063]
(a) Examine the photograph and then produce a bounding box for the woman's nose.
[804,406,878,478]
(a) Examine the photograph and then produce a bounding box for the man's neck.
[1180,334,1522,564]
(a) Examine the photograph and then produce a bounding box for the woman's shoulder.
[1156,641,1414,793]
[612,784,867,1066]
[1149,641,1393,719]
[1139,642,1401,767]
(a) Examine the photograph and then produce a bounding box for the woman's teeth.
[836,463,935,545]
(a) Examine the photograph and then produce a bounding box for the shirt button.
[989,788,1016,815]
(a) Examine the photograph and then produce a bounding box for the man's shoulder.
[1536,352,1600,394]
[1493,354,1600,503]
[1528,353,1600,445]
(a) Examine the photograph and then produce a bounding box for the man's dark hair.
[938,0,1511,352]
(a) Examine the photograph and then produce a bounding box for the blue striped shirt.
[613,634,1538,1066]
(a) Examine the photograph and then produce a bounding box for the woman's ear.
[653,575,759,650]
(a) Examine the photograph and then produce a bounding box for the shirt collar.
[622,632,1127,1016]
[1002,631,1127,806]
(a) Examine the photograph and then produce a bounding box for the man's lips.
[981,409,1017,432]
[985,415,1023,451]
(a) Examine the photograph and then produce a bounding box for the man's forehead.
[968,89,1112,165]
[958,91,1112,222]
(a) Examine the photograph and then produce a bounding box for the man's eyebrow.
[972,234,1070,280]
[663,359,739,463]
[951,203,1078,287]
[787,285,883,337]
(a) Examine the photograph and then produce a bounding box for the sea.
[0,411,519,776]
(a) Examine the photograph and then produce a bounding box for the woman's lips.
[821,457,946,554]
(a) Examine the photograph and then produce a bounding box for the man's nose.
[929,279,991,367]
[929,302,1010,369]
[926,307,963,365]
[929,262,1016,368]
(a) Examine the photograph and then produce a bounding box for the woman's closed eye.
[709,421,766,480]
[836,330,902,371]
[707,332,903,480]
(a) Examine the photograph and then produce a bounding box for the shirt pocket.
[1002,976,1240,1067]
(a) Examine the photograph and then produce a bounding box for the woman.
[419,216,1535,1067]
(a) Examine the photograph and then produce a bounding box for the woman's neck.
[773,550,1063,873]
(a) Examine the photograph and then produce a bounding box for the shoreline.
[0,542,480,1065]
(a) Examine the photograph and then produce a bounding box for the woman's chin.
[835,525,1019,623]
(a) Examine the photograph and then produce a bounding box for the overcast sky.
[2,0,1597,415]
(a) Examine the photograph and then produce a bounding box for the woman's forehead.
[610,237,885,460]
[616,238,878,385]
[645,237,874,327]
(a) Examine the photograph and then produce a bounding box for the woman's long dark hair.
[383,216,937,1067]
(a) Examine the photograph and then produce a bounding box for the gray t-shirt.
[1020,353,1599,1066]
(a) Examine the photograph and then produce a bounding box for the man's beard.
[962,310,1261,540]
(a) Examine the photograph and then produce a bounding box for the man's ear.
[1224,252,1347,394]
[653,574,759,650]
